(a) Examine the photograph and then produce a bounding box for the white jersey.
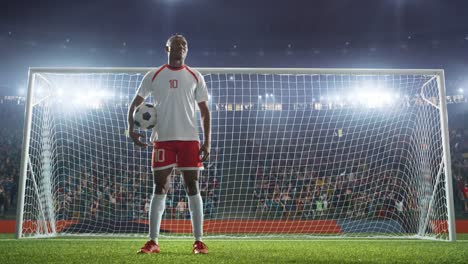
[136,64,209,142]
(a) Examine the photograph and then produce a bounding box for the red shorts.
[152,141,204,171]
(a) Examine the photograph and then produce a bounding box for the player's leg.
[177,141,207,254]
[182,170,203,236]
[182,170,208,254]
[150,168,173,240]
[138,168,172,254]
[182,171,202,236]
[138,142,176,254]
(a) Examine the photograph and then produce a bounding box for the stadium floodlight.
[17,67,455,242]
[458,88,464,94]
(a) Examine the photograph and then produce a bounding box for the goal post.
[17,67,456,241]
[436,71,456,241]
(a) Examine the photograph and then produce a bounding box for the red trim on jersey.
[165,64,185,71]
[151,65,167,82]
[184,66,199,83]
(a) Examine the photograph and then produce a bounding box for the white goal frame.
[16,67,456,241]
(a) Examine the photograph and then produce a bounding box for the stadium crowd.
[0,96,468,224]
[450,129,468,214]
[244,112,413,221]
[250,116,468,224]
[0,101,21,217]
[246,107,468,220]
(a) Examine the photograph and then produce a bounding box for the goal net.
[17,68,456,240]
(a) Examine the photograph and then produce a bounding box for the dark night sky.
[1,0,468,95]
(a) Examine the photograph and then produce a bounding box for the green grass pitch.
[1,234,467,263]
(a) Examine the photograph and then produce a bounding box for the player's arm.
[128,95,148,147]
[198,101,211,162]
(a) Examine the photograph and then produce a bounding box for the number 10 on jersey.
[169,79,178,89]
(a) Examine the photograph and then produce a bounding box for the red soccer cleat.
[192,240,208,254]
[137,240,160,254]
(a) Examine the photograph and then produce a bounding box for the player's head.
[166,33,188,63]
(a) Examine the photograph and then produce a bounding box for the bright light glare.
[381,92,394,104]
[55,81,118,110]
[57,88,64,97]
[36,87,44,96]
[352,82,396,108]
[72,96,101,109]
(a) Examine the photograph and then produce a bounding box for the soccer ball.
[133,103,157,130]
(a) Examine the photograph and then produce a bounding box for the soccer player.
[127,34,210,254]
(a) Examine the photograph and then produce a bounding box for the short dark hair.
[166,33,186,47]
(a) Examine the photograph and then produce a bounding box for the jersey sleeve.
[136,70,153,99]
[195,72,209,103]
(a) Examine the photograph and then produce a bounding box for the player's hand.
[199,143,210,162]
[129,130,148,147]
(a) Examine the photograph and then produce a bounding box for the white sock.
[188,194,204,242]
[149,194,166,244]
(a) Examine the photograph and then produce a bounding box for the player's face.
[167,37,188,61]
